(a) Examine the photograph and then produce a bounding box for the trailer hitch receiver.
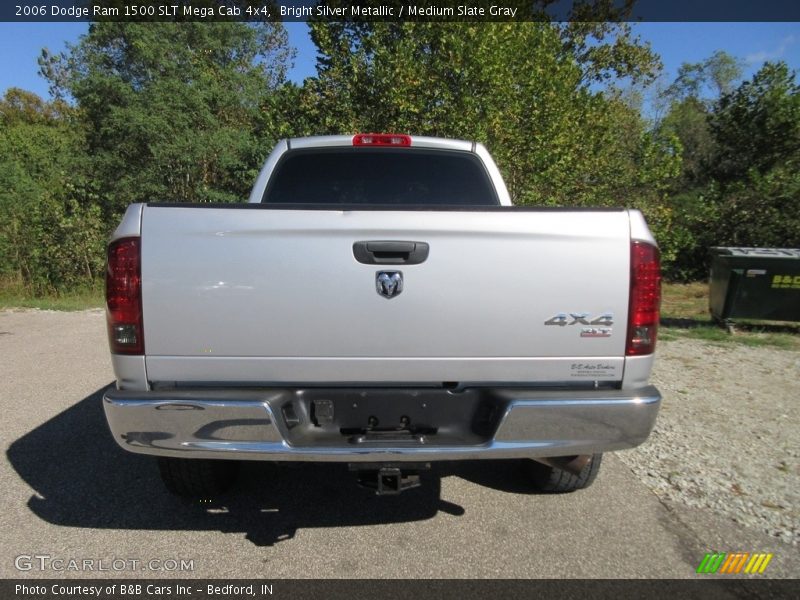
[350,463,427,495]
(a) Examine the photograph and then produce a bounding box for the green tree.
[559,20,661,86]
[0,89,105,293]
[708,62,800,248]
[652,51,746,279]
[666,50,744,102]
[39,21,294,213]
[304,21,680,268]
[709,61,800,184]
[659,96,713,188]
[657,51,744,189]
[305,21,674,206]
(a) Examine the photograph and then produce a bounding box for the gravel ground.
[619,337,800,546]
[2,309,798,578]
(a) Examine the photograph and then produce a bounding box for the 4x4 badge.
[545,313,614,326]
[376,271,403,299]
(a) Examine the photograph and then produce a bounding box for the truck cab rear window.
[262,148,500,206]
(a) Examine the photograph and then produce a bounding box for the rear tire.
[157,457,240,498]
[528,454,602,493]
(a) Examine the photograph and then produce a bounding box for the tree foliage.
[2,22,296,293]
[39,21,294,212]
[2,24,799,293]
[305,21,674,209]
[657,59,800,279]
[708,62,800,249]
[0,89,105,293]
[666,50,744,101]
[709,62,800,183]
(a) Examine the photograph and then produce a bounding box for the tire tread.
[529,454,602,493]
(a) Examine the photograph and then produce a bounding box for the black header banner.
[3,0,800,23]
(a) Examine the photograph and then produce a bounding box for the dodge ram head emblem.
[376,271,403,299]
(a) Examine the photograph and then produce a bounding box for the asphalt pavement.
[1,309,796,579]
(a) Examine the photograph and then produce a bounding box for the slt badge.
[545,312,614,337]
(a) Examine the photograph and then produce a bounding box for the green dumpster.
[709,247,800,323]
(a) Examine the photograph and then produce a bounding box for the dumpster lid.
[710,247,800,259]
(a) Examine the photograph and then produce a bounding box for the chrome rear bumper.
[102,385,661,462]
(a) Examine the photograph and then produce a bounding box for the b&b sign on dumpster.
[709,248,800,323]
[770,274,800,289]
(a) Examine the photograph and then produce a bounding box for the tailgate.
[141,207,631,384]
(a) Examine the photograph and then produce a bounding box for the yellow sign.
[771,275,800,289]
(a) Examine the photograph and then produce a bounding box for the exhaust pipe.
[533,455,591,476]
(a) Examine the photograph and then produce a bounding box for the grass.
[0,283,104,311]
[660,282,709,321]
[659,282,800,351]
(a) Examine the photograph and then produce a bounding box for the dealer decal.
[569,362,618,378]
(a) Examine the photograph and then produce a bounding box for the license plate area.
[274,387,508,447]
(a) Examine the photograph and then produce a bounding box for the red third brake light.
[353,133,412,147]
[106,237,144,355]
[626,240,661,356]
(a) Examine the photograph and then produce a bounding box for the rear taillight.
[353,133,412,147]
[626,240,661,356]
[106,237,143,355]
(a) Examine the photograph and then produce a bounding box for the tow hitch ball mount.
[349,462,430,495]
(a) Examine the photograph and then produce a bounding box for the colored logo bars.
[696,552,773,574]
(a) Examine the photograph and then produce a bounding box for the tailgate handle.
[353,241,429,265]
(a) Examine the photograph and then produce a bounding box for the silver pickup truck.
[103,134,662,497]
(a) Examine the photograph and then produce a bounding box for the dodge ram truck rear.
[103,134,662,497]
